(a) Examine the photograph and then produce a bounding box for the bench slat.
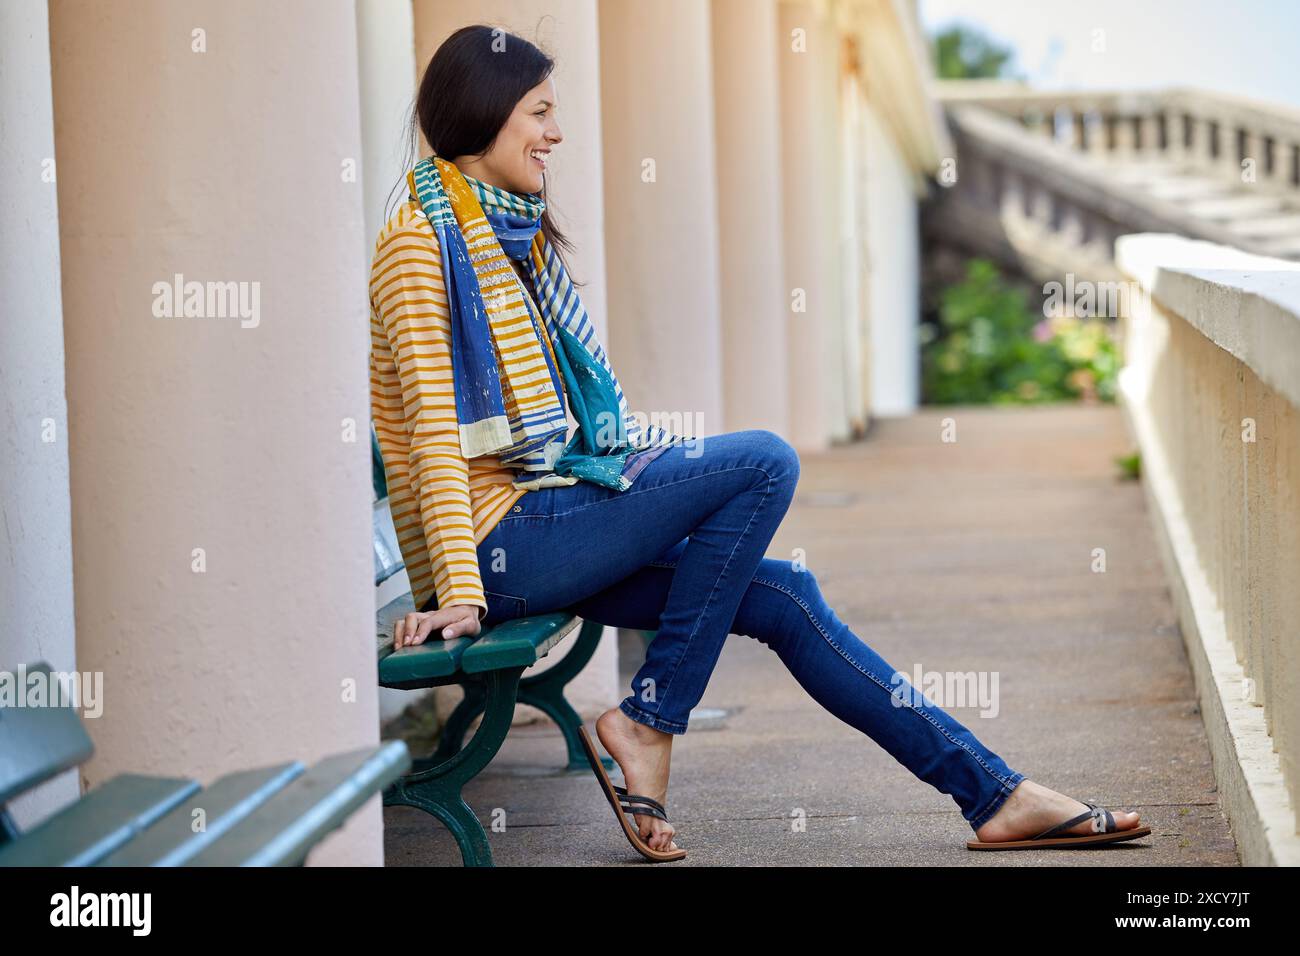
[185,741,411,866]
[0,774,200,867]
[96,762,304,866]
[0,661,95,806]
[378,637,474,685]
[377,593,472,685]
[460,613,580,673]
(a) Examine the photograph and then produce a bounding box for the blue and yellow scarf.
[405,156,685,491]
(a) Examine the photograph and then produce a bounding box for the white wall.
[0,0,80,830]
[357,0,417,264]
[862,99,922,416]
[356,0,423,726]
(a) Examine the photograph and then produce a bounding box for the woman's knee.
[735,558,829,647]
[744,429,800,487]
[752,556,825,609]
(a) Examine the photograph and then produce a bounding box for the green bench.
[0,662,411,866]
[372,428,612,867]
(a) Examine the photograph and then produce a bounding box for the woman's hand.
[392,604,482,648]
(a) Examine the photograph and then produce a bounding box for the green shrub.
[1114,451,1141,480]
[921,258,1120,404]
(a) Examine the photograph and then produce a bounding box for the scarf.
[405,155,685,492]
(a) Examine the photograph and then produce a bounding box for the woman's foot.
[595,706,681,853]
[975,777,1142,843]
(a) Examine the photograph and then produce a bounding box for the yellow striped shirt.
[369,200,534,620]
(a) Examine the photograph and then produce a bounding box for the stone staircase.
[924,82,1300,284]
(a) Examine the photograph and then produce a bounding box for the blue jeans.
[473,429,1026,831]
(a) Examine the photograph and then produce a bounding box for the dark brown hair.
[387,23,577,278]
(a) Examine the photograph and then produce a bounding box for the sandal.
[966,800,1152,850]
[577,725,687,862]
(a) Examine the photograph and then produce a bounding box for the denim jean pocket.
[482,589,528,626]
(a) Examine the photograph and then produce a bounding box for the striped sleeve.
[369,208,487,622]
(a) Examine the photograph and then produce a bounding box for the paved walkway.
[384,404,1238,866]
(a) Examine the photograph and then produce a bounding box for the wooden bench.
[0,662,411,867]
[372,427,612,867]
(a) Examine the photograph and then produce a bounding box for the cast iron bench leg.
[383,667,521,867]
[426,681,487,767]
[427,619,615,772]
[516,619,615,771]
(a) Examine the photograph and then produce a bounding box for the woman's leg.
[475,429,798,851]
[569,547,1023,831]
[480,430,1141,849]
[476,428,800,734]
[570,548,1144,843]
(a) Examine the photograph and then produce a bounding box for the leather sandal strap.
[621,803,668,822]
[1032,801,1114,839]
[614,789,668,816]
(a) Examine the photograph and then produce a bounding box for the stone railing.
[924,84,1300,290]
[938,82,1300,194]
[926,103,1252,285]
[1115,233,1300,866]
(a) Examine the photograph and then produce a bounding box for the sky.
[919,0,1300,110]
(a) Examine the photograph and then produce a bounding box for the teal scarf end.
[549,324,641,491]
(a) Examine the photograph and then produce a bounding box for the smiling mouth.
[529,149,549,171]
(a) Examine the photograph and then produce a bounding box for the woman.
[369,24,1150,861]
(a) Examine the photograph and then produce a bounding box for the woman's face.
[457,76,562,196]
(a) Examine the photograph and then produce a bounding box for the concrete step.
[1184,194,1289,219]
[1142,177,1234,202]
[1222,214,1300,238]
[1098,158,1188,179]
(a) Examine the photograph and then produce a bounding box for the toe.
[650,823,675,851]
[638,821,658,846]
[1103,809,1138,831]
[1083,807,1141,834]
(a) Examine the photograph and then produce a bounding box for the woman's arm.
[370,208,488,626]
